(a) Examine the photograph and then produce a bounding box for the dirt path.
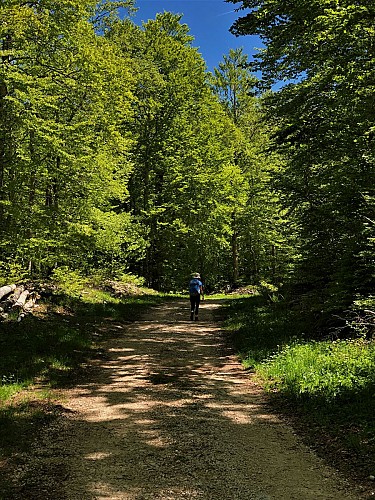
[11,300,362,499]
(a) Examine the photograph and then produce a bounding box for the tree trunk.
[46,157,59,208]
[0,35,12,226]
[28,129,37,206]
[13,290,30,309]
[231,212,239,284]
[271,244,276,281]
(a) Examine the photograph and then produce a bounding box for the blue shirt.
[189,278,202,296]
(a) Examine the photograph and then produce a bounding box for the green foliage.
[0,262,29,283]
[0,376,26,402]
[211,48,258,125]
[227,0,375,318]
[210,48,294,286]
[109,14,255,290]
[258,339,375,401]
[223,293,375,475]
[50,267,87,298]
[117,273,146,287]
[225,295,375,402]
[0,1,291,291]
[0,0,140,279]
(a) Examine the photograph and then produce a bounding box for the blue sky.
[129,0,262,74]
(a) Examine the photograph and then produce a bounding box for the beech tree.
[111,13,243,290]
[0,0,143,277]
[211,48,291,285]
[227,0,375,311]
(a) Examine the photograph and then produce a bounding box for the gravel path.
[11,300,362,499]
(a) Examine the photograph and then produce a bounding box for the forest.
[0,0,375,492]
[0,0,374,330]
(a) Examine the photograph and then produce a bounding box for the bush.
[50,267,86,298]
[0,262,29,283]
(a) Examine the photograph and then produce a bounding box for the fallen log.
[9,286,24,303]
[2,286,24,311]
[13,290,30,309]
[17,293,40,322]
[0,284,16,301]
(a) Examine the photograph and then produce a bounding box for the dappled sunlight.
[82,399,160,422]
[88,483,203,500]
[84,451,112,461]
[220,408,253,425]
[55,300,288,497]
[16,300,357,499]
[66,300,300,434]
[88,482,131,500]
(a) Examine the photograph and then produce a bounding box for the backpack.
[189,279,201,296]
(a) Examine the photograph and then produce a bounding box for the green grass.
[221,294,375,480]
[258,339,375,399]
[0,380,28,401]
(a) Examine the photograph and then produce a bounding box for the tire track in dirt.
[11,300,363,499]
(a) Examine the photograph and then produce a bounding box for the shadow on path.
[11,300,361,500]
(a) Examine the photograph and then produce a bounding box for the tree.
[211,48,256,283]
[211,48,290,285]
[111,13,244,290]
[227,0,375,312]
[0,0,142,278]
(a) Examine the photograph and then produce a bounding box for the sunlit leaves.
[0,0,138,275]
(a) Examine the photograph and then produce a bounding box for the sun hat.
[192,272,201,279]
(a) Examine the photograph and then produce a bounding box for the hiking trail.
[11,300,363,499]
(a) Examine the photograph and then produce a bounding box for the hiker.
[189,273,204,321]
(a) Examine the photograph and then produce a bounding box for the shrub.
[50,267,86,298]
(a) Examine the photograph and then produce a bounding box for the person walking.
[189,273,204,321]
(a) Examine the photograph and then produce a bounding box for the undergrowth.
[222,294,375,480]
[258,339,375,400]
